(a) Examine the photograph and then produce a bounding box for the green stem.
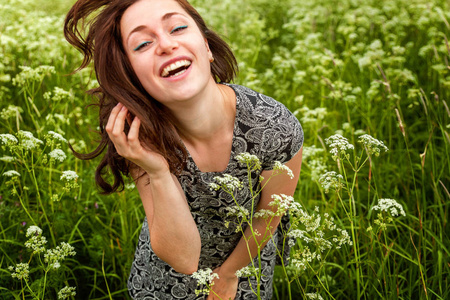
[28,153,56,245]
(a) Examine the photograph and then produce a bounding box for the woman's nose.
[155,34,179,56]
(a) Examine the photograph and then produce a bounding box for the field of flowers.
[0,0,449,299]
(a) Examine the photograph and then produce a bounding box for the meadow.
[0,0,449,299]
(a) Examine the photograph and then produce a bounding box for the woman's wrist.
[144,163,171,181]
[217,264,237,280]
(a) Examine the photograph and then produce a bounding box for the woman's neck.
[168,82,236,144]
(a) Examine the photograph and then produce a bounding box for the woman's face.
[120,0,214,107]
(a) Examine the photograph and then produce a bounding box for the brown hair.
[64,0,238,194]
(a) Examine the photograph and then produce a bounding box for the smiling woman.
[64,0,303,299]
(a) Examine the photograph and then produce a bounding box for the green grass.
[0,0,448,298]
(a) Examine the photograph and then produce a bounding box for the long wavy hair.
[64,0,238,194]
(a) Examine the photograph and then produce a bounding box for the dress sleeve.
[259,99,304,170]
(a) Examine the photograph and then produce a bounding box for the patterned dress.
[128,84,304,299]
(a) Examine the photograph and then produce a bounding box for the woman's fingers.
[127,116,142,149]
[111,105,128,138]
[106,103,133,156]
[105,103,123,134]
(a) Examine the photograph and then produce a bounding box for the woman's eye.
[133,41,152,51]
[170,25,188,34]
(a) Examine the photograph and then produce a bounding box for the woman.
[64,0,303,299]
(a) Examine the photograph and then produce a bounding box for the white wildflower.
[9,263,29,280]
[273,161,294,179]
[44,242,76,269]
[125,183,136,190]
[325,134,354,160]
[18,130,43,150]
[225,206,250,218]
[58,286,76,300]
[253,209,275,219]
[44,87,72,102]
[47,131,67,144]
[289,202,303,215]
[333,229,353,248]
[0,105,23,119]
[288,229,312,243]
[268,194,294,216]
[52,261,61,269]
[12,65,55,86]
[354,129,366,136]
[208,183,220,190]
[318,171,344,193]
[0,156,15,162]
[372,198,406,217]
[236,152,261,171]
[25,226,47,254]
[211,174,242,192]
[290,247,316,272]
[26,226,43,237]
[2,170,20,177]
[235,266,259,278]
[306,293,324,300]
[191,268,219,286]
[0,133,18,145]
[60,171,78,182]
[49,149,67,162]
[358,134,389,156]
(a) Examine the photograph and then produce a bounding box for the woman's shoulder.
[225,83,278,107]
[224,83,304,168]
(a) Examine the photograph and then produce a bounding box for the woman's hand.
[207,267,239,300]
[105,103,169,176]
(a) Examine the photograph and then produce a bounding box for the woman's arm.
[207,148,303,300]
[106,103,201,274]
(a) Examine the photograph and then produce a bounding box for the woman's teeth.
[161,60,191,77]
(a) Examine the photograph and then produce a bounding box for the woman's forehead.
[122,0,185,22]
[121,0,188,35]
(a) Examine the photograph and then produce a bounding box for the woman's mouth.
[160,60,192,78]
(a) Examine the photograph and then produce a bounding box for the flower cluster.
[47,130,68,144]
[8,263,29,280]
[17,130,43,150]
[268,194,294,216]
[225,205,250,218]
[2,170,20,177]
[43,87,72,102]
[191,268,219,296]
[0,105,23,120]
[0,133,18,145]
[235,266,260,278]
[12,65,55,87]
[287,207,352,271]
[358,134,389,156]
[44,242,76,269]
[25,226,47,254]
[236,152,261,171]
[372,198,406,217]
[60,170,79,191]
[273,161,294,179]
[325,134,354,160]
[306,293,324,300]
[318,171,345,193]
[58,286,76,300]
[209,174,242,192]
[49,149,67,163]
[0,156,15,163]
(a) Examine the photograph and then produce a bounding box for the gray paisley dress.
[128,84,303,299]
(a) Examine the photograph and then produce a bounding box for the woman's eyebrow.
[127,12,188,43]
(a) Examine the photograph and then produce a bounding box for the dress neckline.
[183,83,239,175]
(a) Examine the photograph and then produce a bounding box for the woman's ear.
[204,38,213,62]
